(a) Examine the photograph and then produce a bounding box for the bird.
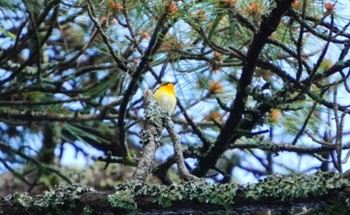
[153,82,177,115]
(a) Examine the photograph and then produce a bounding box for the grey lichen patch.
[3,192,33,208]
[139,129,152,145]
[34,184,95,208]
[244,172,349,201]
[183,181,238,206]
[144,99,163,134]
[108,189,137,211]
[107,181,139,212]
[139,129,161,146]
[108,180,239,210]
[3,184,94,213]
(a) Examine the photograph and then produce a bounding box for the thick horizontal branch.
[1,173,350,214]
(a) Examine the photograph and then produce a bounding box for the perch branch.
[131,90,163,181]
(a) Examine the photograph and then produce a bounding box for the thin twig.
[164,114,199,181]
[86,0,129,71]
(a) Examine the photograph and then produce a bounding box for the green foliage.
[62,123,110,145]
[244,172,349,201]
[84,72,123,97]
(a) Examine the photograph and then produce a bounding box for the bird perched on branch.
[153,82,177,115]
